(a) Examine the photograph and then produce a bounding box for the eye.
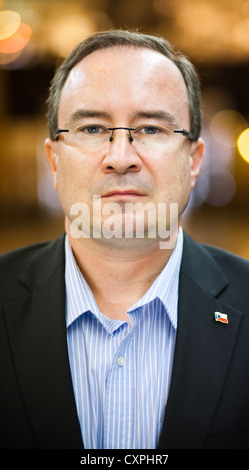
[136,125,172,137]
[141,126,159,135]
[78,125,106,134]
[136,125,167,136]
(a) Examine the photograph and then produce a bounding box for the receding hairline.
[67,42,177,62]
[62,44,187,88]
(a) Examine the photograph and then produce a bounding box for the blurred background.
[0,0,249,258]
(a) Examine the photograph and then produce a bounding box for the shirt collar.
[65,227,183,330]
[65,237,99,327]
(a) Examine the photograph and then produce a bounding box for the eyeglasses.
[54,124,195,151]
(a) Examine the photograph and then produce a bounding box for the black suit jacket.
[1,232,249,449]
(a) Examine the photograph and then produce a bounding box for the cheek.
[55,152,93,207]
[155,151,192,204]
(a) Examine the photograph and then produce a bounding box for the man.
[1,29,249,450]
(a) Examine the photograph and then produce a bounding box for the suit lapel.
[158,233,243,449]
[4,236,83,449]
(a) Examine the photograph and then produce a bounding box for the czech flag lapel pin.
[214,311,229,324]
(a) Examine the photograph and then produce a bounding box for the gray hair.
[46,29,202,141]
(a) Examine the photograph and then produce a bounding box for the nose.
[102,128,142,174]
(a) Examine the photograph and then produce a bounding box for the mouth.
[102,190,146,198]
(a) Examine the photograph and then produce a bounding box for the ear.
[189,137,204,189]
[44,138,59,190]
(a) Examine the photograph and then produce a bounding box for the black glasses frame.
[54,127,195,142]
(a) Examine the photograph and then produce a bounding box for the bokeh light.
[0,9,32,66]
[0,10,20,40]
[45,13,96,58]
[210,109,247,148]
[237,128,249,163]
[0,22,32,54]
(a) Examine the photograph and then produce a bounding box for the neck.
[65,218,179,321]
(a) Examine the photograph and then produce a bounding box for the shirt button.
[118,356,126,367]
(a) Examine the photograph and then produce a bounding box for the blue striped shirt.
[65,228,183,449]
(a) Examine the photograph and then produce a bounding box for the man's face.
[45,46,204,246]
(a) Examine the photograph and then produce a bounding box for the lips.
[102,190,146,198]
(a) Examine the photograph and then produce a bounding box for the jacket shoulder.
[0,235,65,303]
[183,231,249,275]
[0,240,50,264]
[201,242,249,277]
[182,232,249,310]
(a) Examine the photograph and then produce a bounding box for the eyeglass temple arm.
[54,128,69,140]
[174,129,195,141]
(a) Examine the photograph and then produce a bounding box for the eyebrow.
[66,109,178,126]
[132,110,178,124]
[67,109,112,125]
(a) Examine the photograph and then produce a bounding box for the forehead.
[58,46,189,124]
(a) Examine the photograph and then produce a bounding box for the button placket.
[104,328,135,448]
